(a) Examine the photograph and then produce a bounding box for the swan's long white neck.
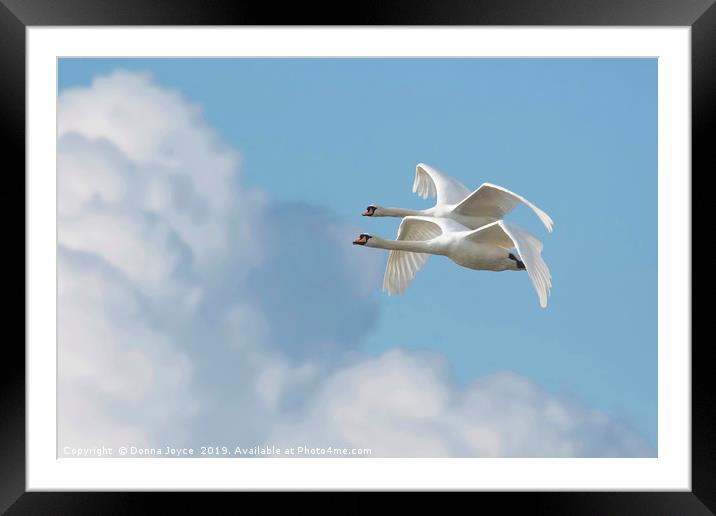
[376,207,424,217]
[367,236,436,254]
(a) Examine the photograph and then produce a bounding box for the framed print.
[5,0,708,512]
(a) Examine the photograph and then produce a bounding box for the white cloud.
[57,70,262,450]
[270,350,653,457]
[58,70,266,276]
[58,251,197,448]
[57,70,653,458]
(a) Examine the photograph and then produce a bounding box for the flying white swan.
[362,163,554,232]
[353,216,552,307]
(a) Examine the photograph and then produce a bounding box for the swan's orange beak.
[362,206,376,216]
[353,234,370,245]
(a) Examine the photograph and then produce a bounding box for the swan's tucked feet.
[508,253,526,270]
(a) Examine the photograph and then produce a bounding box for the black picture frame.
[3,0,707,513]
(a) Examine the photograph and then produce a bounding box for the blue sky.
[58,58,657,453]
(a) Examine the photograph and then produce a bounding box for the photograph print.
[57,57,657,459]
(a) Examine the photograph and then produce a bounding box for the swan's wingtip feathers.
[413,164,436,199]
[533,206,554,233]
[411,170,421,198]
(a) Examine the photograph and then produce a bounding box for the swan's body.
[364,163,554,232]
[353,216,551,307]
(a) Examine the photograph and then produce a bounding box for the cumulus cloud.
[57,71,259,449]
[57,70,382,451]
[58,249,197,448]
[57,70,653,457]
[270,350,653,457]
[58,71,266,281]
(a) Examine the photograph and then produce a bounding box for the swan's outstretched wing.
[453,183,554,232]
[466,220,552,307]
[383,216,444,295]
[412,163,471,206]
[500,221,552,307]
[462,220,515,249]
